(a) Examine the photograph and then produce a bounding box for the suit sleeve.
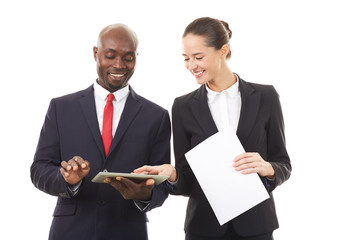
[145,109,171,211]
[169,98,195,196]
[264,86,291,192]
[30,99,74,198]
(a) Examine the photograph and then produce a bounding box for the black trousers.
[185,222,273,240]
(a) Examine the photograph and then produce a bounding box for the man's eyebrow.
[104,49,136,56]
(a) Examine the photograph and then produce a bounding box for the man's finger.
[60,167,69,177]
[69,158,82,170]
[104,177,114,183]
[145,178,155,186]
[74,156,89,169]
[61,161,72,171]
[116,177,137,187]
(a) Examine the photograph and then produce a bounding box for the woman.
[135,17,291,240]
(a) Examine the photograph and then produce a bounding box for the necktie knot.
[107,93,115,103]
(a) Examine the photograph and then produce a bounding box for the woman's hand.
[233,152,274,178]
[133,164,178,183]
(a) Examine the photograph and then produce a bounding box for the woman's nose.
[186,59,197,71]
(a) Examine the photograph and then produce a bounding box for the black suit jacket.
[31,85,171,240]
[170,77,291,237]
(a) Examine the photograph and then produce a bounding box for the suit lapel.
[79,85,105,158]
[107,86,141,157]
[190,78,261,146]
[236,77,261,145]
[190,85,218,137]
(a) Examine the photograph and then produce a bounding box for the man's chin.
[108,79,129,91]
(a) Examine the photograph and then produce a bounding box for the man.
[30,24,171,240]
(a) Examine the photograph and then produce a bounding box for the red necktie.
[102,93,115,157]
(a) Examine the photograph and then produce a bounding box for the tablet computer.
[91,172,169,185]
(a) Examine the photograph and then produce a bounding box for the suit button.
[59,192,68,198]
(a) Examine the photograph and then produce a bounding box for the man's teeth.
[194,71,203,76]
[111,73,125,77]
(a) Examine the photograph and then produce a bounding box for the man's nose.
[113,57,125,69]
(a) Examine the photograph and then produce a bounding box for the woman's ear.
[220,44,230,57]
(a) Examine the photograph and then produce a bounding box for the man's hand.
[60,156,90,185]
[233,152,275,178]
[104,177,155,201]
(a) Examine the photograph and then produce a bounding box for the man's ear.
[93,46,98,61]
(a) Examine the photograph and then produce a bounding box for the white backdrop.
[1,0,359,239]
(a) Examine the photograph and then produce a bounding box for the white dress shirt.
[206,76,241,132]
[168,76,242,187]
[69,82,129,194]
[94,82,152,210]
[93,81,129,136]
[71,83,148,210]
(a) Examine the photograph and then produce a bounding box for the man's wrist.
[67,180,82,196]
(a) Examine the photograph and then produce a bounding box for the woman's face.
[182,34,224,85]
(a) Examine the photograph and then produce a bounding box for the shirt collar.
[93,81,129,102]
[206,75,240,103]
[226,76,240,98]
[206,85,219,104]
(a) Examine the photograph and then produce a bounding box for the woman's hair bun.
[220,20,232,39]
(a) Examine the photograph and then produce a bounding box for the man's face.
[94,28,137,92]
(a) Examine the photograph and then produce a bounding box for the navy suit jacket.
[170,77,291,237]
[31,85,171,240]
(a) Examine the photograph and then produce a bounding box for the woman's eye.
[184,58,190,61]
[196,57,203,60]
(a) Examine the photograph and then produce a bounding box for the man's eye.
[196,57,203,60]
[124,56,135,62]
[184,58,190,61]
[105,55,115,59]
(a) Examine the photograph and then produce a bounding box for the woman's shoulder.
[171,85,205,115]
[240,78,279,97]
[174,85,204,103]
[243,79,274,91]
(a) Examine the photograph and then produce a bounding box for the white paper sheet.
[185,127,269,225]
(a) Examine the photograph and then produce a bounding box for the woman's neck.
[207,69,236,93]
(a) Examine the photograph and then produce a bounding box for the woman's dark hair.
[183,17,232,59]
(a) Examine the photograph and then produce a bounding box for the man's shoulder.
[53,85,93,102]
[130,87,167,113]
[136,95,169,116]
